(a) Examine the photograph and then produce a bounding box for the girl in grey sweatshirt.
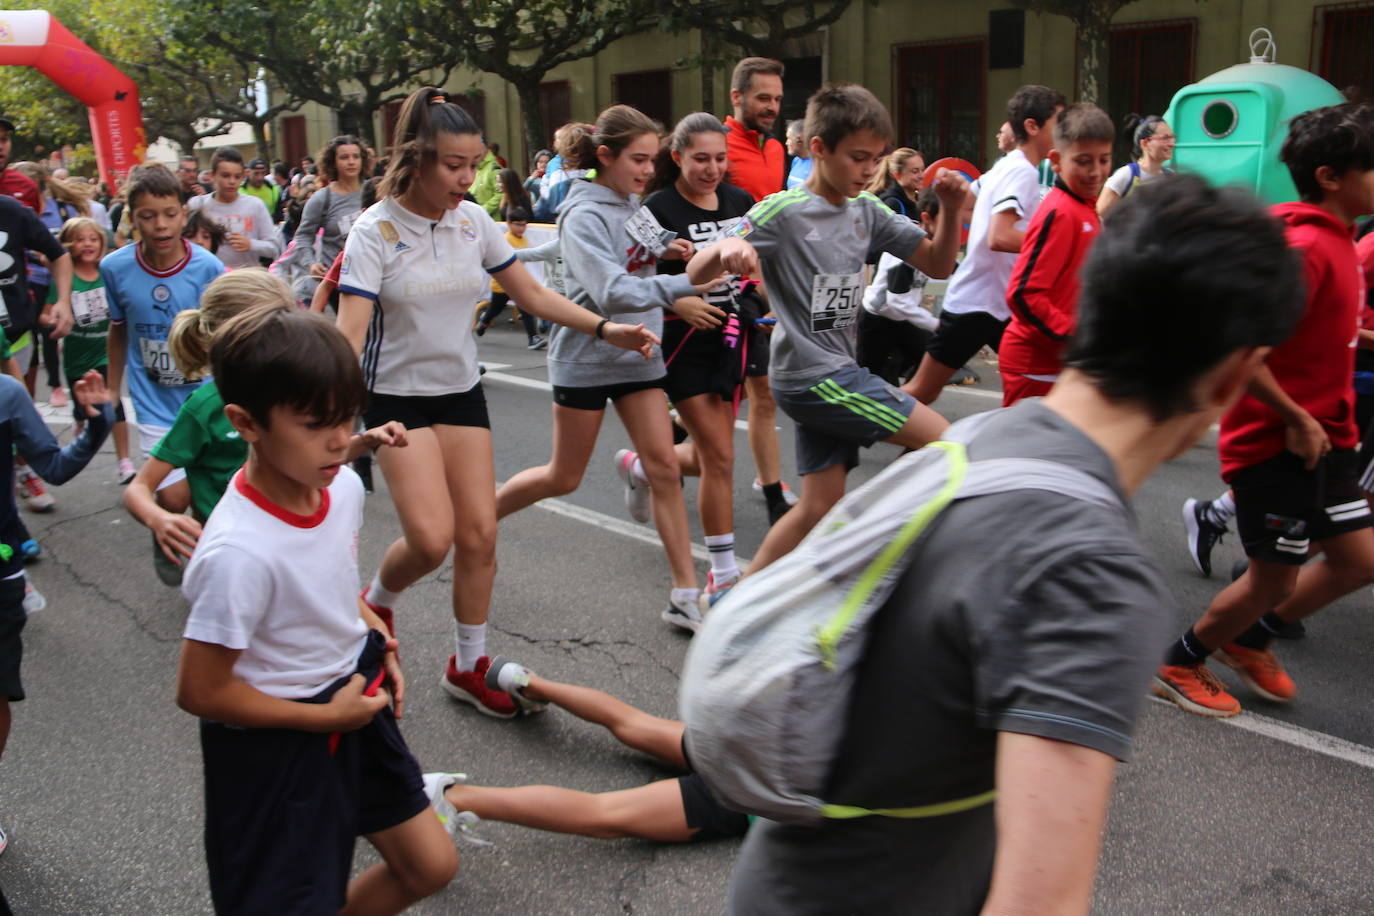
[495,106,715,632]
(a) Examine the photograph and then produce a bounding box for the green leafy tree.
[412,0,659,166]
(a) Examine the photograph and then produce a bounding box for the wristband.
[595,318,610,339]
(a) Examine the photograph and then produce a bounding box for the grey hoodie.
[548,181,697,388]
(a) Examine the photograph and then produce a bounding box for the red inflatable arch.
[0,10,144,189]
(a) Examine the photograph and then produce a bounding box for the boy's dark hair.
[210,146,244,171]
[211,308,365,429]
[380,86,481,199]
[1064,173,1303,420]
[804,84,892,152]
[1281,102,1374,202]
[183,210,226,253]
[1008,85,1067,143]
[916,186,940,220]
[125,163,183,208]
[1054,103,1114,147]
[506,206,532,223]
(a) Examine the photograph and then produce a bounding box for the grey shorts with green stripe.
[773,366,916,475]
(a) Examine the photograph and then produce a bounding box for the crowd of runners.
[0,50,1370,915]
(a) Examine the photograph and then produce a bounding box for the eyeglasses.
[1147,134,1177,143]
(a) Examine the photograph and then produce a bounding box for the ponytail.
[378,87,482,199]
[167,269,295,379]
[1127,114,1165,160]
[865,147,921,196]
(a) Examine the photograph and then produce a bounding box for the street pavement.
[2,325,1372,914]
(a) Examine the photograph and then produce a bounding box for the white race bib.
[222,214,247,236]
[624,206,676,257]
[71,287,109,327]
[140,338,187,386]
[809,272,864,332]
[337,210,358,238]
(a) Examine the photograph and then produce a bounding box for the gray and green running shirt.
[728,186,924,389]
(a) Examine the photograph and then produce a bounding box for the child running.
[176,307,456,914]
[999,103,1114,405]
[46,217,134,481]
[122,270,405,587]
[336,88,657,717]
[495,104,723,632]
[474,207,544,349]
[687,84,965,574]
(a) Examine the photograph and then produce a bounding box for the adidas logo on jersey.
[804,228,822,241]
[394,241,410,252]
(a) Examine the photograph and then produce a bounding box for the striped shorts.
[772,365,916,475]
[1233,449,1372,565]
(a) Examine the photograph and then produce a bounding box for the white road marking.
[1149,697,1374,770]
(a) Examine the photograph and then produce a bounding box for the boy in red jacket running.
[1155,102,1374,717]
[1000,103,1114,406]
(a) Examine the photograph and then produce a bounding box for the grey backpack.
[679,412,1124,826]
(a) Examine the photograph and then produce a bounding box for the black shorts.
[736,288,770,378]
[0,575,27,701]
[1234,449,1373,565]
[363,384,489,430]
[662,317,745,404]
[200,631,428,915]
[678,772,751,842]
[65,364,126,426]
[552,377,666,411]
[925,309,1007,371]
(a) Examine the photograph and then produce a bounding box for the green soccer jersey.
[47,273,110,378]
[149,382,247,521]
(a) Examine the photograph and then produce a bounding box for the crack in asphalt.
[489,622,683,682]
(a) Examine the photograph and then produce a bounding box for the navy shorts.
[0,575,27,701]
[363,385,489,430]
[200,630,428,915]
[552,377,666,411]
[772,365,916,475]
[1234,449,1373,565]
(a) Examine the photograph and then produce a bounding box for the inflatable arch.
[0,9,144,189]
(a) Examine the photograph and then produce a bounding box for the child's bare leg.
[446,779,694,842]
[154,478,191,514]
[525,674,686,768]
[112,420,130,462]
[341,808,457,916]
[746,462,848,574]
[883,401,949,450]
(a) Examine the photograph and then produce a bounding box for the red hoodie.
[1218,201,1364,481]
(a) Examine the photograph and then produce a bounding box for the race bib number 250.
[809,272,864,332]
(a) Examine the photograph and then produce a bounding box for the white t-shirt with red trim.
[182,467,368,699]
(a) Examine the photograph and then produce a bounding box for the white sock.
[1207,491,1236,527]
[630,456,648,484]
[704,533,738,580]
[365,573,401,609]
[456,622,487,671]
[670,587,700,607]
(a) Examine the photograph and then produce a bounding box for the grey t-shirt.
[290,185,362,273]
[729,186,924,388]
[727,401,1174,915]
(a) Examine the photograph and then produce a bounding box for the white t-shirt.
[941,149,1041,321]
[1104,163,1169,200]
[182,467,368,700]
[188,192,280,270]
[338,198,516,396]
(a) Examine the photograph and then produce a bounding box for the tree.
[1009,0,1138,105]
[180,0,453,151]
[412,0,660,167]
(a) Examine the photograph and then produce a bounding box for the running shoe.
[442,655,517,718]
[752,478,799,507]
[1182,497,1227,577]
[117,457,137,485]
[422,772,469,839]
[360,588,395,639]
[698,569,739,614]
[662,592,703,633]
[526,335,547,351]
[16,469,54,513]
[22,580,45,614]
[152,531,183,588]
[614,449,651,523]
[48,387,68,408]
[485,656,548,715]
[474,320,490,337]
[20,539,39,563]
[1153,663,1241,717]
[0,819,7,856]
[1215,643,1297,702]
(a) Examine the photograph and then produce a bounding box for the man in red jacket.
[725,57,786,204]
[1156,102,1374,718]
[1000,103,1114,405]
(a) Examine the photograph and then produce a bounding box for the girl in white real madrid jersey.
[336,87,657,718]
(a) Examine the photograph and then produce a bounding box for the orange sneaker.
[1215,643,1296,703]
[1153,663,1242,717]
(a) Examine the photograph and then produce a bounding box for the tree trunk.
[1075,0,1116,105]
[350,100,380,151]
[515,78,547,171]
[250,118,270,161]
[700,34,716,113]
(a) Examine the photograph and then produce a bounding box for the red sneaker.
[442,655,517,719]
[1215,643,1297,703]
[359,588,395,638]
[1153,663,1242,717]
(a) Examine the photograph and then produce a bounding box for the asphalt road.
[2,326,1372,914]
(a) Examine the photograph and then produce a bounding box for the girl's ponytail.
[168,269,295,379]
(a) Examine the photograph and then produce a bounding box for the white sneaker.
[752,478,799,506]
[117,457,137,485]
[16,468,54,513]
[698,569,739,615]
[484,656,547,715]
[614,449,651,523]
[421,772,468,838]
[0,818,8,856]
[662,592,703,633]
[23,580,46,614]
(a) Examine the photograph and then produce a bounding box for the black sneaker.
[1229,556,1305,638]
[1183,497,1227,577]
